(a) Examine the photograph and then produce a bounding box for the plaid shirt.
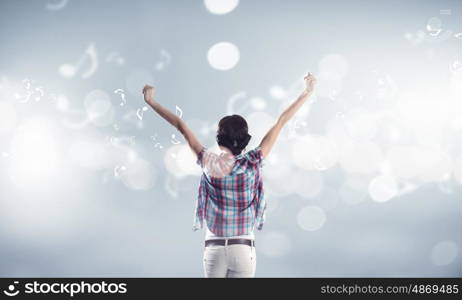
[193,146,266,237]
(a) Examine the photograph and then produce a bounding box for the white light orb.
[368,174,398,202]
[387,146,420,179]
[297,205,326,231]
[415,149,452,183]
[207,42,240,71]
[316,75,343,98]
[292,135,338,171]
[120,159,157,190]
[344,108,377,141]
[431,240,459,266]
[326,117,356,157]
[269,86,286,99]
[58,64,76,78]
[0,102,17,136]
[339,141,383,174]
[263,151,293,181]
[265,173,300,198]
[84,90,114,127]
[55,95,70,112]
[176,145,202,177]
[204,0,239,15]
[318,54,349,80]
[293,169,324,199]
[249,97,266,111]
[258,231,291,257]
[164,145,194,178]
[8,119,61,187]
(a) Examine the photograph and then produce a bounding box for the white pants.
[203,243,256,278]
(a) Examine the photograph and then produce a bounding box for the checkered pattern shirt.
[193,146,266,237]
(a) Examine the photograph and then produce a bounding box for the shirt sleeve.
[196,147,207,167]
[245,146,264,167]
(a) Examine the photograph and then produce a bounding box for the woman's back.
[193,146,266,237]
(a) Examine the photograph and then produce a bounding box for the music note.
[150,135,164,149]
[175,105,183,118]
[136,106,149,120]
[22,78,31,90]
[114,165,126,178]
[59,43,98,79]
[46,0,69,11]
[155,49,171,71]
[450,59,462,73]
[114,89,126,106]
[170,134,181,145]
[34,87,44,101]
[15,78,33,103]
[426,17,442,36]
[106,52,125,65]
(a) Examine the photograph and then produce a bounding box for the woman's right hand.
[304,73,317,94]
[142,84,155,105]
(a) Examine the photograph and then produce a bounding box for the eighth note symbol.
[155,49,171,71]
[170,134,181,145]
[136,106,148,120]
[175,105,183,118]
[150,135,164,149]
[34,87,44,101]
[114,165,126,178]
[59,43,98,79]
[114,89,126,106]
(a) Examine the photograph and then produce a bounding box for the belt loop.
[225,239,228,246]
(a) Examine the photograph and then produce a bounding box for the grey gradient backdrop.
[0,0,462,277]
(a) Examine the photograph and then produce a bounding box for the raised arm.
[259,73,317,158]
[142,85,204,156]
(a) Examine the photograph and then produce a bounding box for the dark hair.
[216,115,251,155]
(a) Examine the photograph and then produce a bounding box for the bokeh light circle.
[339,141,383,174]
[204,0,239,15]
[368,174,398,203]
[207,42,240,71]
[292,135,338,171]
[431,240,459,266]
[297,205,326,231]
[84,89,114,127]
[318,54,349,80]
[120,159,157,190]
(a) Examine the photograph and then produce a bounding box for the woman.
[142,73,317,277]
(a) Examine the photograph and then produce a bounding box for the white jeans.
[203,243,256,278]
